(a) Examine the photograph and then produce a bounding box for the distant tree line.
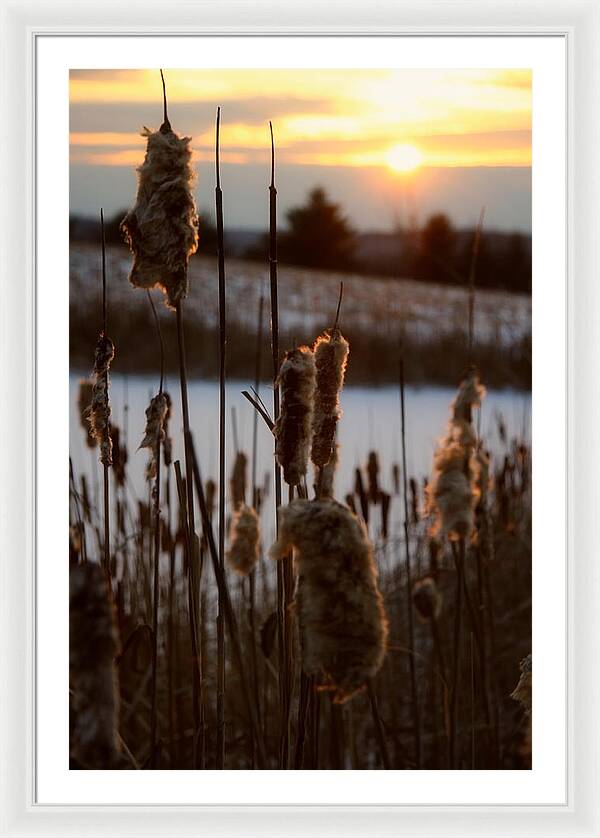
[70,187,531,295]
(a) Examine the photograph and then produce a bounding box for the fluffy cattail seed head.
[70,562,120,768]
[270,498,388,703]
[90,335,115,466]
[412,576,442,622]
[311,329,349,468]
[430,440,479,541]
[511,653,532,716]
[274,346,316,486]
[428,370,484,541]
[121,125,198,310]
[226,504,260,576]
[475,444,492,511]
[139,392,168,481]
[230,451,248,510]
[78,379,96,448]
[452,365,486,426]
[162,392,173,467]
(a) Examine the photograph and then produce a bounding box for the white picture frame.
[1,1,599,835]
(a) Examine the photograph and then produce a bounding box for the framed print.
[1,1,599,836]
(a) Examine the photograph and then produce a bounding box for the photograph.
[68,66,532,771]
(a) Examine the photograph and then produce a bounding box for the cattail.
[511,654,532,715]
[274,345,316,486]
[162,392,173,467]
[345,493,357,515]
[319,442,339,498]
[70,562,120,768]
[270,499,388,703]
[310,329,349,468]
[428,369,485,541]
[475,445,492,510]
[139,393,168,481]
[78,379,96,448]
[392,463,400,495]
[90,335,114,466]
[430,441,478,541]
[452,365,486,426]
[226,504,260,576]
[205,479,217,519]
[380,490,391,539]
[412,576,442,622]
[354,467,369,522]
[367,451,380,503]
[230,451,248,510]
[120,120,198,310]
[111,424,127,488]
[408,477,419,525]
[80,475,91,522]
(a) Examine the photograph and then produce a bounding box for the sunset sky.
[70,68,532,232]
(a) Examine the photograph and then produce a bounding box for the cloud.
[69,97,334,133]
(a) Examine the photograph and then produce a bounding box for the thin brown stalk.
[467,207,485,364]
[367,679,391,769]
[215,104,226,770]
[166,469,177,768]
[280,484,295,769]
[173,459,203,767]
[399,348,421,767]
[268,121,285,759]
[147,291,164,769]
[100,209,112,592]
[293,671,311,769]
[187,432,267,768]
[249,293,265,733]
[449,537,464,769]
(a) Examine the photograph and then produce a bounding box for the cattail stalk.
[173,459,204,767]
[98,210,112,591]
[187,434,267,767]
[121,70,202,764]
[249,293,264,731]
[215,105,227,769]
[449,538,464,768]
[268,121,286,759]
[399,351,421,767]
[145,291,165,769]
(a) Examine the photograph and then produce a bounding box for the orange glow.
[69,69,531,170]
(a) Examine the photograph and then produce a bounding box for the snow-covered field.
[70,243,531,348]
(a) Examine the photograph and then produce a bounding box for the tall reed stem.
[249,294,264,732]
[99,209,112,593]
[147,291,164,769]
[215,105,227,769]
[399,349,421,767]
[367,679,391,769]
[174,303,203,766]
[467,207,485,364]
[187,434,267,768]
[449,537,464,768]
[268,122,285,753]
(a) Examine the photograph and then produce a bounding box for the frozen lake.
[70,373,530,548]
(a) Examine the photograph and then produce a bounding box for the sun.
[386,143,423,173]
